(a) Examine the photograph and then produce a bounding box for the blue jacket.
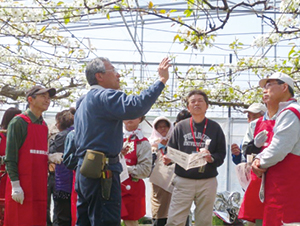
[74,81,165,172]
[63,130,78,170]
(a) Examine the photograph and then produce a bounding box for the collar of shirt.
[277,98,297,114]
[123,127,144,140]
[263,111,276,121]
[158,143,166,150]
[25,109,44,124]
[90,84,105,91]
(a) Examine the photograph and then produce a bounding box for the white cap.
[259,72,294,90]
[243,103,267,114]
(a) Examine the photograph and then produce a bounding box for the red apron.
[0,133,7,226]
[121,136,148,221]
[0,133,7,199]
[238,117,275,222]
[4,114,48,226]
[262,107,300,226]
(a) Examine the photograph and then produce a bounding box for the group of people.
[0,55,299,226]
[72,57,228,226]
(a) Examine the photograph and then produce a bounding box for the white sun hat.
[259,72,294,90]
[243,103,267,114]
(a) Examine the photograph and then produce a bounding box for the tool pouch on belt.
[101,168,113,200]
[80,149,106,179]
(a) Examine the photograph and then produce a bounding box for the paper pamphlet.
[119,154,129,183]
[166,146,207,170]
[149,151,175,193]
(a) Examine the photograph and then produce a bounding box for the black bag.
[245,139,261,155]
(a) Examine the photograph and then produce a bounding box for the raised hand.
[158,57,171,84]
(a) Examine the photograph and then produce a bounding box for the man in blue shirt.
[74,57,170,226]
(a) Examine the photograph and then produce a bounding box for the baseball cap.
[259,72,294,90]
[243,103,267,114]
[26,85,56,100]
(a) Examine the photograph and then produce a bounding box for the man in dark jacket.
[166,89,226,226]
[74,57,170,226]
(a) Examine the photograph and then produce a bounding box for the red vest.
[238,117,275,222]
[0,133,7,199]
[121,136,148,221]
[4,114,48,226]
[262,107,300,226]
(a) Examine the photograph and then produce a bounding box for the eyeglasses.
[263,81,284,89]
[105,68,119,74]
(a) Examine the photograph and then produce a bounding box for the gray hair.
[85,57,110,86]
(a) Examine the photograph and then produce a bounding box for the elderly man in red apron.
[4,86,62,226]
[252,73,300,226]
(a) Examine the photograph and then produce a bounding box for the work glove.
[254,130,268,148]
[11,180,24,204]
[48,153,63,164]
[0,156,5,165]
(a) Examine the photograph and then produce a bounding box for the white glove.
[11,180,24,205]
[48,153,63,164]
[254,130,268,148]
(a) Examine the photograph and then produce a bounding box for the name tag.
[30,149,48,155]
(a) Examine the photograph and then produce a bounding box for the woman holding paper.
[149,116,174,226]
[121,116,152,226]
[165,90,226,226]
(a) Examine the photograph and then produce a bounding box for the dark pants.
[152,217,190,226]
[54,198,72,226]
[47,173,57,226]
[152,218,167,226]
[75,166,121,226]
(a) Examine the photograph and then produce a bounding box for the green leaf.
[173,34,180,42]
[184,9,193,17]
[288,46,296,57]
[159,9,166,14]
[113,5,121,10]
[148,1,153,9]
[64,17,70,24]
[63,13,71,24]
[39,26,46,34]
[106,13,110,20]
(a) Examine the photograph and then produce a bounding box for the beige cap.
[259,72,294,90]
[243,103,267,114]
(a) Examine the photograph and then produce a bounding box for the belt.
[107,155,119,165]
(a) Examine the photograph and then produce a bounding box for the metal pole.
[274,0,277,62]
[140,18,144,82]
[226,53,233,191]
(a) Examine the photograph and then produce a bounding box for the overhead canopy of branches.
[1,0,300,110]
